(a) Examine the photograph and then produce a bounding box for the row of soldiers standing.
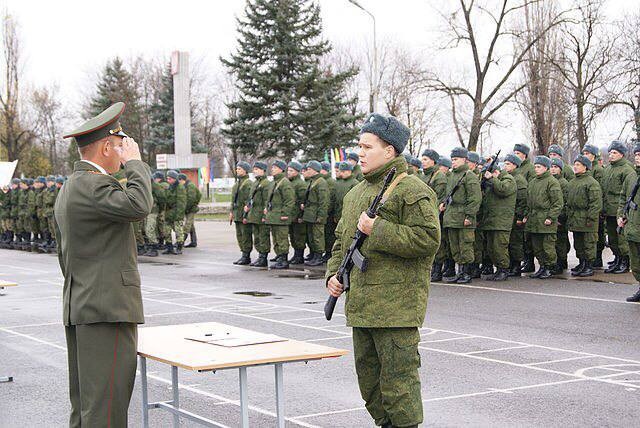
[230,155,364,270]
[0,175,64,252]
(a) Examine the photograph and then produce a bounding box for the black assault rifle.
[617,175,640,233]
[480,150,501,191]
[242,183,261,221]
[441,171,468,214]
[324,167,397,321]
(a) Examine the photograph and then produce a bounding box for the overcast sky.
[6,0,636,155]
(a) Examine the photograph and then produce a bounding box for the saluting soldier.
[504,154,529,277]
[581,144,605,268]
[287,160,307,265]
[179,173,202,248]
[620,144,640,302]
[441,147,482,283]
[55,102,153,427]
[523,156,563,279]
[301,160,329,266]
[246,161,271,267]
[142,171,167,257]
[548,144,575,181]
[326,113,440,428]
[420,149,439,185]
[567,155,602,277]
[265,160,295,269]
[321,161,338,262]
[163,170,187,255]
[347,152,364,181]
[230,161,254,265]
[478,161,517,281]
[550,158,570,273]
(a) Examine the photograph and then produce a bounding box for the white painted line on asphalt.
[145,309,215,318]
[420,336,476,344]
[0,263,50,273]
[305,336,352,342]
[0,321,60,329]
[526,356,596,366]
[36,279,63,285]
[281,316,328,322]
[435,282,638,305]
[464,345,531,355]
[0,327,66,350]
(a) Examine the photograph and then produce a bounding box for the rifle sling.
[380,172,408,204]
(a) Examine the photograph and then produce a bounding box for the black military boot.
[593,252,603,269]
[480,264,494,280]
[613,256,629,274]
[288,249,305,265]
[521,255,535,273]
[456,264,472,284]
[322,251,332,263]
[607,255,618,267]
[304,252,313,261]
[508,260,522,277]
[626,287,640,302]
[577,260,594,277]
[144,244,159,257]
[137,244,146,256]
[492,268,509,282]
[571,259,585,275]
[442,259,456,277]
[551,263,564,275]
[185,228,197,248]
[605,254,620,273]
[559,258,568,270]
[250,253,268,267]
[470,263,481,279]
[162,243,177,255]
[444,264,462,283]
[176,243,183,255]
[431,262,443,282]
[270,254,289,270]
[305,252,324,267]
[234,252,251,265]
[530,265,544,279]
[269,255,278,262]
[538,266,553,279]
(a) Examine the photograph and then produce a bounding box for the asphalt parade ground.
[1,221,639,427]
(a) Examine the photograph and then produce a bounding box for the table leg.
[239,367,249,427]
[275,363,284,428]
[140,356,149,428]
[172,365,180,428]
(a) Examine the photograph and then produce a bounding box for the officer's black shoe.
[144,244,159,257]
[593,253,603,269]
[162,243,178,255]
[305,253,325,267]
[492,268,509,282]
[234,252,251,265]
[571,259,585,274]
[626,287,640,302]
[480,264,494,279]
[250,253,268,267]
[185,229,197,248]
[508,260,522,277]
[530,266,544,279]
[270,255,290,270]
[604,255,620,274]
[431,262,443,282]
[521,256,535,273]
[288,249,305,265]
[442,259,456,277]
[538,266,553,279]
[456,264,472,284]
[613,256,629,274]
[577,260,594,277]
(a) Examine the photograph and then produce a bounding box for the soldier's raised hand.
[117,137,142,164]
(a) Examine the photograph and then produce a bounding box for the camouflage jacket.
[442,163,482,229]
[288,175,307,221]
[301,174,329,224]
[246,175,270,225]
[43,186,57,217]
[478,171,517,231]
[602,158,635,217]
[524,171,563,234]
[185,181,202,214]
[567,172,602,233]
[230,175,252,221]
[150,181,167,214]
[325,156,440,328]
[165,182,186,222]
[516,159,536,183]
[333,176,358,223]
[265,172,295,225]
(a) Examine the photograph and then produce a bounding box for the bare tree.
[31,84,70,171]
[422,0,568,150]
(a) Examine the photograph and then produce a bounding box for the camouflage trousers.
[556,225,570,264]
[37,215,48,233]
[606,216,629,257]
[530,233,557,267]
[269,225,290,256]
[447,228,475,264]
[573,231,597,261]
[353,327,422,427]
[628,240,640,282]
[473,229,484,264]
[289,221,306,250]
[325,219,337,255]
[235,222,253,253]
[509,221,525,262]
[251,223,271,254]
[47,216,56,237]
[434,225,450,263]
[163,219,184,245]
[133,220,145,246]
[145,213,160,245]
[483,230,511,269]
[305,222,325,253]
[184,212,196,237]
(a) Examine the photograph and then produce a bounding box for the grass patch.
[195,213,230,221]
[201,192,232,203]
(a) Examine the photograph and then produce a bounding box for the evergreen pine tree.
[147,62,175,157]
[221,0,360,159]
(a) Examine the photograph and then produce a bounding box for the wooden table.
[0,280,17,382]
[138,322,348,427]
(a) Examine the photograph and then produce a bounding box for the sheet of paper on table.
[185,330,288,347]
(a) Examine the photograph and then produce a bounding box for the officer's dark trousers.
[353,327,422,427]
[65,322,137,428]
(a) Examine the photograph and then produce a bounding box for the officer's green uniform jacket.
[442,163,482,228]
[352,164,364,181]
[246,175,270,224]
[54,160,152,325]
[150,181,167,214]
[524,171,563,234]
[334,176,358,222]
[265,172,295,225]
[513,172,528,222]
[602,158,635,217]
[619,172,640,243]
[567,172,602,232]
[326,156,440,327]
[165,181,186,222]
[516,159,536,182]
[301,174,329,224]
[230,175,252,221]
[288,174,307,222]
[478,171,516,231]
[185,181,201,214]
